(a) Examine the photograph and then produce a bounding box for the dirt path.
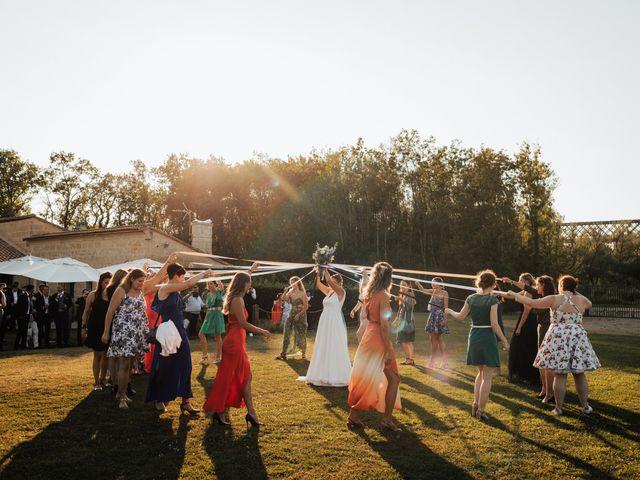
[582,317,640,336]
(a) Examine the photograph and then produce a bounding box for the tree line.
[1,130,638,286]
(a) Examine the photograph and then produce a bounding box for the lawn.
[0,314,638,480]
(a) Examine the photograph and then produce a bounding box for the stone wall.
[26,228,205,268]
[0,217,63,252]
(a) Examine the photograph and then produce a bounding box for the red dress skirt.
[203,310,251,412]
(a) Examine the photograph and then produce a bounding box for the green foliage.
[7,130,636,284]
[42,151,98,229]
[0,149,41,217]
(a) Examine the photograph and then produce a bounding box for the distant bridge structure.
[561,219,640,240]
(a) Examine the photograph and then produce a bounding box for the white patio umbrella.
[14,257,102,283]
[98,258,164,273]
[0,255,50,276]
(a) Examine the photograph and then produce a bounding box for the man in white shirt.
[183,286,204,338]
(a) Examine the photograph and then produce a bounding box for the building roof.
[24,224,202,253]
[0,238,25,262]
[0,214,65,230]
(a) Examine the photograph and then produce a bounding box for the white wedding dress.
[298,292,352,387]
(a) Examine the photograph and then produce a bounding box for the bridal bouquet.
[312,243,337,266]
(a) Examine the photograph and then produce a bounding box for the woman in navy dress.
[145,263,212,414]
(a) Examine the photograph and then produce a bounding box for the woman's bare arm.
[101,287,124,343]
[231,297,270,338]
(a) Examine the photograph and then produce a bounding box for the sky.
[1,0,638,222]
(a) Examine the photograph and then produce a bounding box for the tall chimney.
[191,219,213,254]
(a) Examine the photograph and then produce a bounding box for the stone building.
[0,215,221,282]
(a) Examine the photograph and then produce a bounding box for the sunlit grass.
[0,314,638,479]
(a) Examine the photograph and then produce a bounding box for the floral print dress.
[533,294,601,374]
[107,293,149,358]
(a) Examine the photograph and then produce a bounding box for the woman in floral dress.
[507,275,600,415]
[102,269,150,410]
[415,278,449,368]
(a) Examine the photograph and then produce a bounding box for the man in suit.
[34,284,51,348]
[0,283,6,351]
[75,289,89,346]
[0,282,20,351]
[50,285,72,348]
[14,285,34,350]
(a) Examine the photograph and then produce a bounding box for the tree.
[42,151,97,229]
[513,143,561,272]
[0,149,42,217]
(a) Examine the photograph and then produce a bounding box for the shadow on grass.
[409,366,631,478]
[423,366,640,443]
[284,358,473,479]
[203,422,267,480]
[0,390,189,480]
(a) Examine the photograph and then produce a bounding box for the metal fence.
[581,285,640,319]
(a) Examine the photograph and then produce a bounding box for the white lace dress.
[298,292,352,386]
[533,294,601,374]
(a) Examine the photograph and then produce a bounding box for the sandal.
[154,401,167,413]
[380,419,401,432]
[180,402,200,416]
[552,407,563,416]
[200,354,209,365]
[118,398,129,410]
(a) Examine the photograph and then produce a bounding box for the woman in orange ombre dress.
[203,263,271,427]
[347,262,402,431]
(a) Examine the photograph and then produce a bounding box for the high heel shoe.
[541,395,555,404]
[275,354,286,361]
[471,403,478,417]
[180,402,200,416]
[212,412,230,426]
[118,398,129,410]
[347,416,365,430]
[474,410,489,421]
[154,401,167,413]
[245,413,263,427]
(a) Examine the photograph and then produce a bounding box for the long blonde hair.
[363,262,393,301]
[223,272,250,315]
[289,276,304,293]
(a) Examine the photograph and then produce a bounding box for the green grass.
[0,314,638,480]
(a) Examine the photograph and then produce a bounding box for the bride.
[299,267,352,386]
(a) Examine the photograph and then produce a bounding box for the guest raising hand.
[145,264,213,414]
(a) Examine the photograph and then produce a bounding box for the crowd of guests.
[1,255,602,426]
[0,281,86,351]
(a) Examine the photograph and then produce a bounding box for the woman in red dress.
[347,262,402,431]
[203,262,271,426]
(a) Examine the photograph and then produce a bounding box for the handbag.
[146,313,163,346]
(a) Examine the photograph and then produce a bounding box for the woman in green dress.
[199,280,225,365]
[446,270,510,420]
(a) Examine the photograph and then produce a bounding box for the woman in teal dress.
[446,270,510,420]
[199,280,225,365]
